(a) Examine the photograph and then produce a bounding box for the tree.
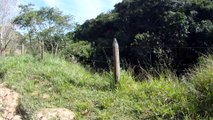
[0,24,22,55]
[13,4,73,56]
[0,0,18,56]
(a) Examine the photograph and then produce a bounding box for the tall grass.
[186,55,213,118]
[0,54,212,119]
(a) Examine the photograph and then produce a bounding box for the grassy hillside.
[0,55,212,119]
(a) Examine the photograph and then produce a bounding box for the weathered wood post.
[113,38,120,85]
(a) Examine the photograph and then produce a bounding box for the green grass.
[0,54,212,119]
[186,55,213,118]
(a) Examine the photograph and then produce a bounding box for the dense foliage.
[61,40,94,62]
[74,0,213,72]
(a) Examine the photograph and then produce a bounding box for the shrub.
[61,41,94,62]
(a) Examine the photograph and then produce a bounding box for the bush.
[61,41,94,62]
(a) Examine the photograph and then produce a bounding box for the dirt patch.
[0,84,75,120]
[0,84,22,120]
[34,108,75,120]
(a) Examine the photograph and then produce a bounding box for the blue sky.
[18,0,122,24]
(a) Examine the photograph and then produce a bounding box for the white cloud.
[43,0,60,7]
[102,0,122,12]
[68,0,122,23]
[73,0,103,18]
[104,0,122,7]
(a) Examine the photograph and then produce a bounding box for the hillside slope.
[0,55,212,119]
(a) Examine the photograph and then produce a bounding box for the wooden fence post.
[113,38,120,85]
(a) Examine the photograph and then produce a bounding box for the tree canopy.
[13,4,73,55]
[74,0,213,72]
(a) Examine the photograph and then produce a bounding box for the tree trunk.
[41,40,44,59]
[28,33,35,56]
[0,28,3,56]
[50,41,54,55]
[55,43,59,56]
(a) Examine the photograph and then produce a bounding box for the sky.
[18,0,122,24]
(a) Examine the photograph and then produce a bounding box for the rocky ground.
[0,84,75,120]
[0,84,21,120]
[34,108,75,120]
